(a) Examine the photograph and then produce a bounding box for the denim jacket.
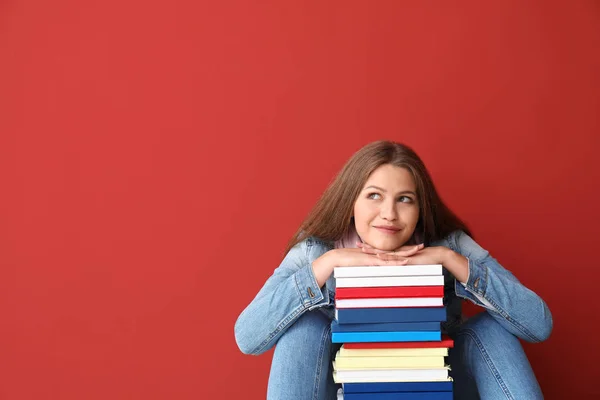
[234,230,553,356]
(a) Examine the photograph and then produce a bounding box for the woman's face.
[353,164,420,251]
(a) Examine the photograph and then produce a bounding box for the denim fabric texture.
[234,230,552,399]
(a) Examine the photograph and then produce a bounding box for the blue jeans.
[266,310,544,400]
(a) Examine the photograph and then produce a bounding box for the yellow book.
[334,352,445,369]
[339,346,448,357]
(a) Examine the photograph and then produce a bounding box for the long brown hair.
[284,140,472,254]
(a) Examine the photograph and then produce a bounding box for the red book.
[335,286,444,299]
[344,336,454,349]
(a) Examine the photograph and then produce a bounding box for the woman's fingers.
[360,246,390,255]
[396,243,424,252]
[342,249,410,267]
[377,257,409,265]
[378,247,416,257]
[354,242,424,264]
[357,242,385,254]
[377,251,418,262]
[363,245,422,257]
[369,256,409,266]
[395,245,422,257]
[358,241,424,254]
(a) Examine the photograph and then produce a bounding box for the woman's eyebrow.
[363,185,416,196]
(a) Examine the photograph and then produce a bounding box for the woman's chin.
[365,238,405,251]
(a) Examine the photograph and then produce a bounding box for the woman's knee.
[270,310,335,377]
[454,312,544,400]
[268,311,336,400]
[459,312,520,346]
[276,310,332,351]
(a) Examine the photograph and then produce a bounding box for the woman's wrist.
[311,250,336,288]
[440,247,469,283]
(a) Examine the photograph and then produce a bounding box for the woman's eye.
[367,193,413,203]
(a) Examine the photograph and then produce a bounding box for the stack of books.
[332,264,454,399]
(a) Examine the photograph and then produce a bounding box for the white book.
[334,264,442,278]
[335,275,444,288]
[335,296,443,308]
[332,364,450,383]
[334,354,445,368]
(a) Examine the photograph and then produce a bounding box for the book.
[339,346,448,357]
[331,320,440,333]
[336,275,444,288]
[342,380,453,393]
[336,297,443,309]
[335,286,444,299]
[342,391,453,400]
[332,365,450,383]
[332,331,441,343]
[344,336,454,349]
[334,353,445,368]
[334,264,442,278]
[335,307,446,324]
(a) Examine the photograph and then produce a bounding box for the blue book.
[343,381,453,393]
[332,330,441,343]
[343,392,453,400]
[335,307,447,324]
[331,320,439,333]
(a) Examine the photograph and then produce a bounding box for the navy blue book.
[342,392,453,400]
[335,307,446,324]
[343,381,453,393]
[331,320,439,333]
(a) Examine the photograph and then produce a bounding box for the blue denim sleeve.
[450,230,553,343]
[234,239,332,355]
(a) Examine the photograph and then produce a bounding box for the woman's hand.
[357,241,424,257]
[360,242,469,283]
[370,244,446,265]
[337,244,423,266]
[311,245,416,288]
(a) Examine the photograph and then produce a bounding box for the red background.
[1,1,599,399]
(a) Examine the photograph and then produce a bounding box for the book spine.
[335,297,443,309]
[336,307,447,324]
[335,286,444,299]
[336,275,444,288]
[343,391,453,400]
[334,264,442,278]
[335,355,445,368]
[344,336,454,349]
[331,321,439,332]
[343,380,453,393]
[332,331,441,343]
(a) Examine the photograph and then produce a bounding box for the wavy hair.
[284,140,471,254]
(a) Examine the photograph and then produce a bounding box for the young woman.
[234,141,552,400]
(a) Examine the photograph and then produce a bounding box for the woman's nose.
[379,201,398,220]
